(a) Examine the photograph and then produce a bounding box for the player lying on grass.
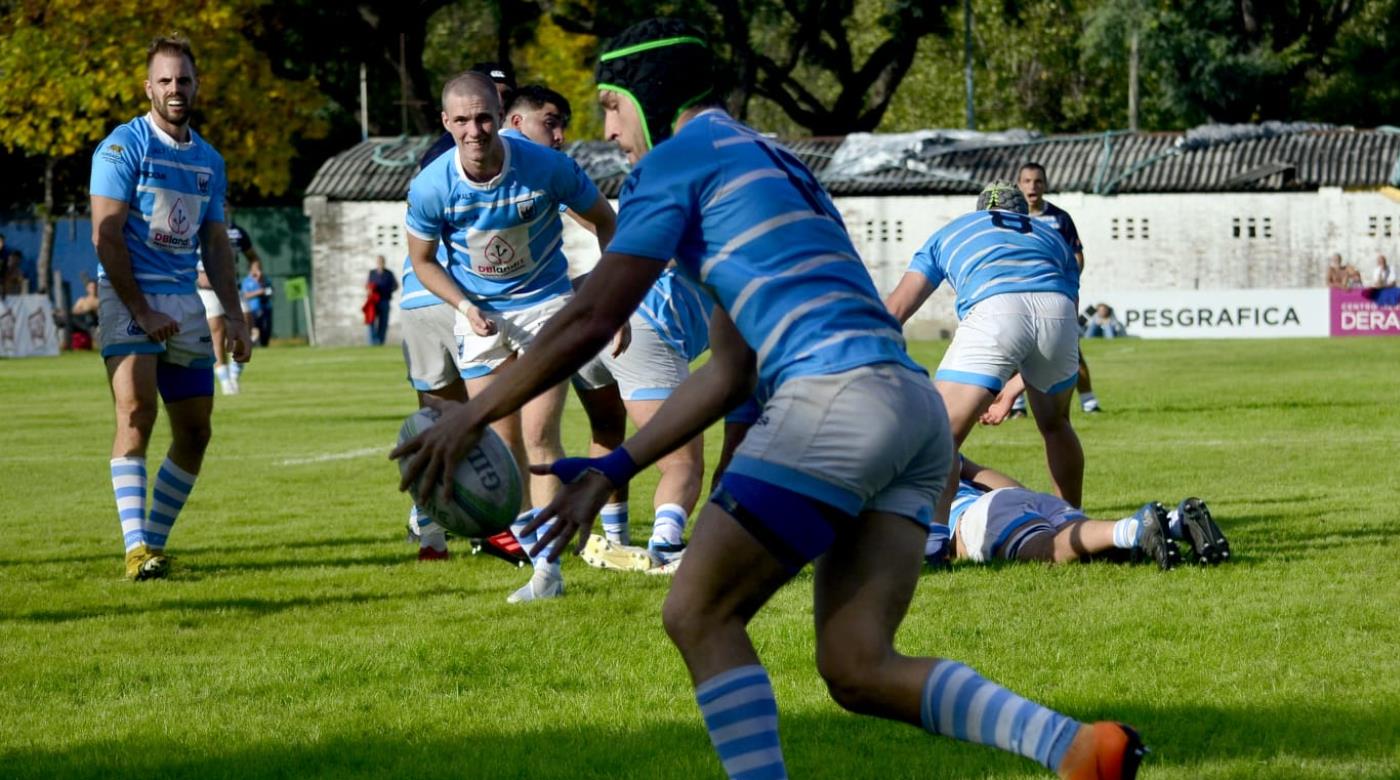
[926,455,1231,570]
[395,18,1145,779]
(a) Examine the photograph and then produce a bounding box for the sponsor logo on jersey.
[476,236,525,276]
[101,144,125,163]
[168,197,192,236]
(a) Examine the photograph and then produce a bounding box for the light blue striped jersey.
[946,480,987,538]
[90,114,227,294]
[404,135,601,312]
[636,268,713,361]
[398,254,448,311]
[908,210,1079,320]
[608,110,920,398]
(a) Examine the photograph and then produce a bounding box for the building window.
[863,219,904,244]
[1232,217,1272,240]
[1369,215,1395,238]
[375,223,404,254]
[1111,217,1149,240]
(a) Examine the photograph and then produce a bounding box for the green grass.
[2,339,1399,779]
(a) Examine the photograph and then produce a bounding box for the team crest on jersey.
[101,144,124,162]
[516,197,538,221]
[197,172,211,195]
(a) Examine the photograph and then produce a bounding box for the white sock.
[650,503,687,547]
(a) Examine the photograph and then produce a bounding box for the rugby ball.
[397,408,522,537]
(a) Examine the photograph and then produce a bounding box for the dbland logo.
[169,197,190,235]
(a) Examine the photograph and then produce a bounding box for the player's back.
[614,110,919,397]
[914,210,1079,319]
[636,268,713,361]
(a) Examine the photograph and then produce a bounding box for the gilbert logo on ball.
[397,408,522,537]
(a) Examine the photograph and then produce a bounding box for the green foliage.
[3,339,1400,778]
[0,0,330,198]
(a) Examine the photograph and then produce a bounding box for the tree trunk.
[37,157,55,297]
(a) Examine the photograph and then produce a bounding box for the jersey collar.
[454,135,512,190]
[144,113,196,151]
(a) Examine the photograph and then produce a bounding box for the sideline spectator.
[2,251,23,296]
[1084,303,1125,338]
[241,258,273,346]
[1326,253,1348,288]
[366,254,397,345]
[69,278,101,350]
[1370,255,1396,289]
[1344,262,1363,288]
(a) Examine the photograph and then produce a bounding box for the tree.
[0,0,329,294]
[553,0,956,136]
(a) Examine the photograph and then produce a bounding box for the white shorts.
[936,292,1080,394]
[197,288,223,318]
[454,295,571,379]
[957,487,1087,562]
[98,281,214,367]
[401,304,460,392]
[726,363,952,526]
[602,318,690,401]
[572,351,615,392]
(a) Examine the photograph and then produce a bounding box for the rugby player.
[886,182,1087,515]
[400,71,617,603]
[927,455,1230,569]
[196,205,261,395]
[395,19,1144,779]
[90,36,249,580]
[995,163,1101,419]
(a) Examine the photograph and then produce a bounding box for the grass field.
[2,338,1399,779]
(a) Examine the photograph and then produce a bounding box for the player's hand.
[980,395,1014,426]
[224,315,253,363]
[610,321,631,358]
[465,305,497,336]
[135,309,180,343]
[523,462,614,561]
[390,399,480,502]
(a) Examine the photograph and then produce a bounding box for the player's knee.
[661,589,706,650]
[816,640,890,715]
[174,417,213,452]
[115,402,158,435]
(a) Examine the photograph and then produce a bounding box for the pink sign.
[1331,288,1400,336]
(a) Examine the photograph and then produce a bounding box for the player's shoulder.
[94,117,145,160]
[187,128,226,167]
[503,134,575,174]
[409,150,456,197]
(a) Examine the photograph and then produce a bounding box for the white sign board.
[0,294,62,357]
[1078,288,1330,339]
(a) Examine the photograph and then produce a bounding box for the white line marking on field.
[278,447,385,466]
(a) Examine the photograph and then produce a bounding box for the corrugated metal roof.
[305,128,1400,202]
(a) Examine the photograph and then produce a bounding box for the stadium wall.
[302,188,1400,345]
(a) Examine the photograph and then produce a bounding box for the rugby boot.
[1058,721,1147,780]
[1176,497,1230,565]
[1130,502,1180,570]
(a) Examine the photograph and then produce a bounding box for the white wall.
[308,188,1400,345]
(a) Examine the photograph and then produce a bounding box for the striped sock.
[600,502,630,544]
[696,665,787,780]
[511,510,560,577]
[921,660,1081,773]
[413,506,446,551]
[215,365,230,383]
[1112,517,1141,549]
[146,458,197,551]
[230,361,244,381]
[110,457,147,553]
[651,503,687,547]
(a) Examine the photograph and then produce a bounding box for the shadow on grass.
[0,535,394,568]
[3,587,485,625]
[3,701,1396,779]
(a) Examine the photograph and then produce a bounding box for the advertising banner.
[0,294,61,357]
[1078,289,1331,339]
[1330,288,1400,336]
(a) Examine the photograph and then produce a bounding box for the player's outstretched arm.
[884,271,937,325]
[91,195,179,343]
[392,252,661,500]
[200,220,251,362]
[525,307,755,559]
[575,194,617,256]
[958,454,1025,491]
